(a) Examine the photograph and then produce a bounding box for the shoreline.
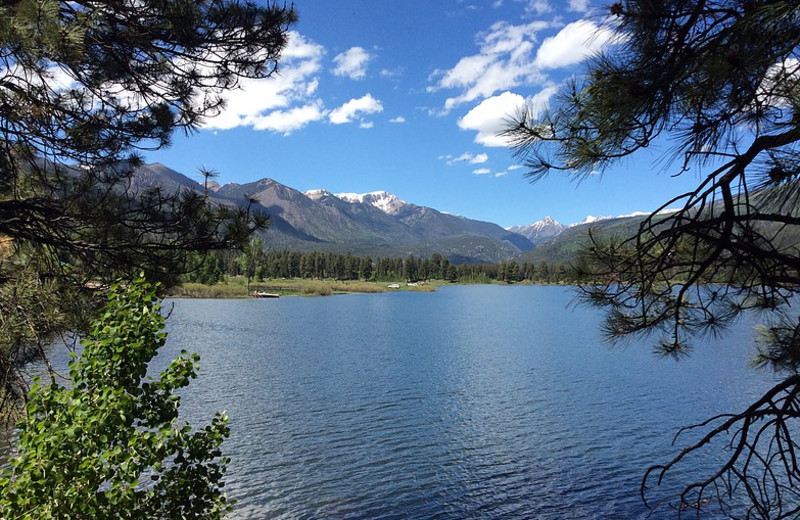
[164,278,568,299]
[165,279,439,298]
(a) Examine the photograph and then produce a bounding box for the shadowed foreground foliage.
[0,0,296,413]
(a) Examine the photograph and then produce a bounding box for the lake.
[33,285,781,518]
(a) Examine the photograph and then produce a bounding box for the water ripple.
[158,286,773,520]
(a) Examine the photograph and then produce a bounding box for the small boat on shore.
[253,291,280,298]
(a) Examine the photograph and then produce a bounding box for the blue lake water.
[27,285,781,518]
[148,285,776,520]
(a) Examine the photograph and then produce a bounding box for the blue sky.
[149,0,700,228]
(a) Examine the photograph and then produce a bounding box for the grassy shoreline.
[165,278,439,298]
[164,276,572,299]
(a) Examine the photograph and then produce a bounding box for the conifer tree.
[0,0,296,410]
[508,1,800,517]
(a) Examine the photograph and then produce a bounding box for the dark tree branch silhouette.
[0,0,296,415]
[507,1,800,517]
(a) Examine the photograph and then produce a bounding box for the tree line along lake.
[26,285,780,519]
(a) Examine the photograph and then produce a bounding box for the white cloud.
[388,116,406,123]
[567,0,590,12]
[434,54,495,91]
[458,87,558,147]
[429,20,550,111]
[443,152,489,166]
[248,101,327,134]
[1,61,77,93]
[493,163,526,177]
[282,32,326,61]
[533,20,617,69]
[305,78,319,96]
[525,84,559,117]
[380,67,403,78]
[48,64,78,90]
[458,91,522,147]
[473,168,491,175]
[332,47,372,80]
[471,153,489,163]
[526,0,553,15]
[359,121,374,129]
[756,58,800,108]
[329,93,383,124]
[202,31,326,133]
[430,16,621,113]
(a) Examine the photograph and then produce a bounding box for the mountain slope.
[520,215,648,264]
[130,163,535,262]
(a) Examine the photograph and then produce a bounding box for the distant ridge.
[130,162,659,263]
[130,163,537,262]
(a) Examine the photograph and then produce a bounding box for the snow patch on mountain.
[304,189,334,200]
[570,215,613,227]
[333,191,408,215]
[569,210,675,227]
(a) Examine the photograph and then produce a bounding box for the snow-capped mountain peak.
[507,216,566,245]
[529,216,559,230]
[333,191,408,215]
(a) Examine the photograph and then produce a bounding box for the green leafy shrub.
[0,278,233,519]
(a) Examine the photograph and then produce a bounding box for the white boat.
[253,291,280,298]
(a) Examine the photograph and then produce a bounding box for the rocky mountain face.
[507,217,567,245]
[131,163,538,262]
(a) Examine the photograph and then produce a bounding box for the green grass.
[166,278,437,298]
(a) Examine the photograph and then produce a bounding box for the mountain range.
[131,162,629,263]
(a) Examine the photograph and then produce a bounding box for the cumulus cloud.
[248,101,327,134]
[533,20,617,69]
[473,168,491,175]
[430,15,620,114]
[429,20,550,111]
[329,93,383,124]
[388,116,406,123]
[202,31,326,133]
[332,47,372,79]
[458,91,522,147]
[458,87,557,147]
